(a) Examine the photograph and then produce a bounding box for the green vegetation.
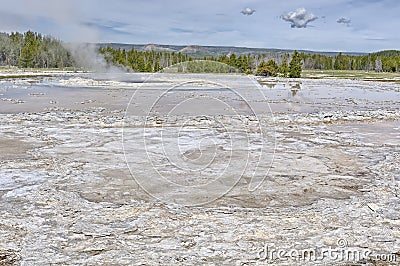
[1,31,399,76]
[279,56,289,77]
[99,46,189,72]
[99,45,305,77]
[256,59,279,77]
[302,69,400,82]
[289,51,302,78]
[301,51,400,72]
[0,31,75,68]
[163,61,238,74]
[99,45,400,77]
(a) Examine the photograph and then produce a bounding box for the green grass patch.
[302,69,400,82]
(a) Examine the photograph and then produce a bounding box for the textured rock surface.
[0,74,399,265]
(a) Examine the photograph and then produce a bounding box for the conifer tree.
[289,51,302,78]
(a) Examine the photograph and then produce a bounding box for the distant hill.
[143,44,176,52]
[179,45,203,54]
[96,43,367,57]
[374,50,400,57]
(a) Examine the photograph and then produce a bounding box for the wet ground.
[0,73,399,265]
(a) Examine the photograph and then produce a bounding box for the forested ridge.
[1,31,399,75]
[99,45,400,75]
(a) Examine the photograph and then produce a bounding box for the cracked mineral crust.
[0,73,399,265]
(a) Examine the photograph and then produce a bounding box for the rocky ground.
[0,73,399,265]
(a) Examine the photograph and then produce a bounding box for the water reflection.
[290,83,301,97]
[265,83,277,89]
[258,81,277,89]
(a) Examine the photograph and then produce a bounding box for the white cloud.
[241,7,255,16]
[281,8,318,28]
[337,17,351,26]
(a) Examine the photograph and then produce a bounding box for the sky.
[0,0,399,52]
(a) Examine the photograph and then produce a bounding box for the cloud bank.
[0,0,397,52]
[281,8,317,28]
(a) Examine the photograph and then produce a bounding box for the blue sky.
[0,0,399,52]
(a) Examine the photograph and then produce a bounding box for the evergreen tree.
[18,31,38,68]
[145,61,153,72]
[0,31,75,68]
[256,59,278,77]
[153,61,161,72]
[279,57,289,77]
[229,53,237,68]
[289,51,302,78]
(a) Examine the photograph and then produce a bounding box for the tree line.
[301,51,400,72]
[1,31,399,75]
[99,45,400,77]
[98,46,303,77]
[0,31,75,68]
[255,51,302,78]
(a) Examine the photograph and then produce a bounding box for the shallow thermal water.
[259,79,400,113]
[0,73,399,265]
